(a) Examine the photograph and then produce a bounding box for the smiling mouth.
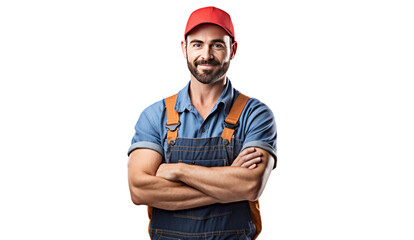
[198,64,215,70]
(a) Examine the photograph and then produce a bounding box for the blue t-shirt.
[128,79,277,167]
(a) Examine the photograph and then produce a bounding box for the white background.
[1,0,413,239]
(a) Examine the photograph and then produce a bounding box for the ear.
[230,41,238,60]
[181,40,187,59]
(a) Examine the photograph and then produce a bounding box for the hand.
[156,163,180,182]
[232,147,262,169]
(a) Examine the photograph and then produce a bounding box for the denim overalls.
[148,93,262,240]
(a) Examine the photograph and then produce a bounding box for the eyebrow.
[211,39,226,44]
[189,40,203,44]
[189,39,227,44]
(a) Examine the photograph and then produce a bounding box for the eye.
[192,43,202,48]
[213,43,224,48]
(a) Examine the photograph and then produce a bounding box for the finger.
[240,151,262,163]
[232,148,259,167]
[239,147,256,157]
[241,157,262,168]
[248,164,257,169]
[232,148,255,166]
[233,151,262,167]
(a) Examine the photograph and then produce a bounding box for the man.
[128,6,277,240]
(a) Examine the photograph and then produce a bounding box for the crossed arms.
[128,147,274,211]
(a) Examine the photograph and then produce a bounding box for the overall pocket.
[152,231,182,240]
[153,233,182,240]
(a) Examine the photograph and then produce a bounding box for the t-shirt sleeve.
[242,100,277,168]
[127,103,164,157]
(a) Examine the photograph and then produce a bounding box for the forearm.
[129,173,219,210]
[157,149,275,203]
[177,164,259,202]
[128,149,219,210]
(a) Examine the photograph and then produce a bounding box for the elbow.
[128,178,149,205]
[131,195,141,205]
[128,171,155,206]
[129,187,145,205]
[245,181,263,201]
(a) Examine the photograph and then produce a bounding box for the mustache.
[194,59,220,67]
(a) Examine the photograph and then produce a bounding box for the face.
[182,24,237,85]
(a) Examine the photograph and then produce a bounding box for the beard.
[186,57,230,85]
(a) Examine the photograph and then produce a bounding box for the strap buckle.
[166,121,181,131]
[224,121,239,129]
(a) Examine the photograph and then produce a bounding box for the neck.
[189,76,226,105]
[189,75,227,119]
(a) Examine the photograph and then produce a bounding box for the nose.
[200,45,213,60]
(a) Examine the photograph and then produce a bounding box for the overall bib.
[149,93,262,240]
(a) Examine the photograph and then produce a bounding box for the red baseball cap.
[184,6,235,41]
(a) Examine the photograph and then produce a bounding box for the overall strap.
[165,94,180,145]
[221,93,250,145]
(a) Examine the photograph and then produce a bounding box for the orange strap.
[221,93,250,144]
[165,93,249,145]
[165,94,180,144]
[249,200,262,239]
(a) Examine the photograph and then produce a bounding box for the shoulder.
[133,98,168,134]
[238,96,276,137]
[243,97,275,120]
[239,96,277,167]
[139,98,167,121]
